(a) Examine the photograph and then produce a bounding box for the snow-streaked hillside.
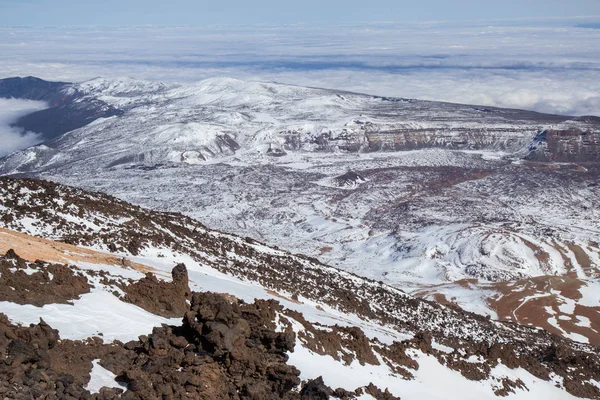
[0,177,598,399]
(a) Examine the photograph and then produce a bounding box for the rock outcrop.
[0,249,91,306]
[0,314,123,399]
[0,292,310,400]
[527,129,600,162]
[123,263,190,318]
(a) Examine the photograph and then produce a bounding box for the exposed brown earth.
[112,291,303,399]
[0,258,308,399]
[414,275,600,346]
[490,277,600,346]
[265,290,303,305]
[0,228,158,275]
[319,247,333,255]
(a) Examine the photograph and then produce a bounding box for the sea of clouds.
[0,18,599,154]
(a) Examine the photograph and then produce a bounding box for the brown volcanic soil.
[490,276,600,346]
[414,275,600,346]
[0,227,157,275]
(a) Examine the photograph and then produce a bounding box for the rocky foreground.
[0,265,305,399]
[0,177,599,398]
[1,249,599,399]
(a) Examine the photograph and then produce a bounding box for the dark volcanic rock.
[123,263,191,318]
[300,377,333,399]
[0,313,125,400]
[112,292,302,399]
[333,170,367,188]
[0,291,305,400]
[0,249,91,306]
[363,383,401,400]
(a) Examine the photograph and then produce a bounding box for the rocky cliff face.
[281,116,600,161]
[527,129,600,162]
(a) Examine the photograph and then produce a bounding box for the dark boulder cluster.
[113,292,301,399]
[0,287,356,400]
[0,313,122,400]
[332,171,367,188]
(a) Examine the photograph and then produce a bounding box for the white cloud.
[0,99,46,157]
[0,20,599,116]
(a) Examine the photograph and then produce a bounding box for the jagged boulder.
[123,263,191,318]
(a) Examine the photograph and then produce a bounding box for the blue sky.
[1,0,599,25]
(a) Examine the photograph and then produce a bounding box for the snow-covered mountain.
[0,76,121,142]
[0,177,598,399]
[0,76,599,348]
[2,76,599,172]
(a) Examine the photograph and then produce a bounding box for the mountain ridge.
[2,76,600,169]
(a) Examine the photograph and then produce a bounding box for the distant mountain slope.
[0,76,121,141]
[0,177,599,399]
[1,76,599,171]
[0,76,68,102]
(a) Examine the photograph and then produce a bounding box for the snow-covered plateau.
[0,76,599,397]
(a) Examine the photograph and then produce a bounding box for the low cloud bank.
[260,68,600,117]
[0,20,599,117]
[0,99,46,157]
